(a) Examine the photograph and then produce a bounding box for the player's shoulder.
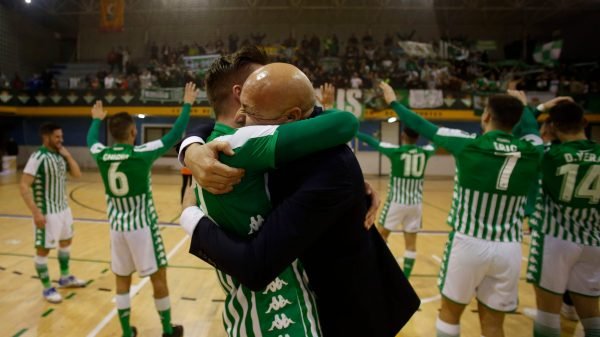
[436,127,477,140]
[213,125,279,149]
[28,147,48,161]
[134,140,163,153]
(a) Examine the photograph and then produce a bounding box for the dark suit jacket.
[185,128,420,337]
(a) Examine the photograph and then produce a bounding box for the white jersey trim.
[436,127,477,139]
[214,125,279,150]
[134,139,164,152]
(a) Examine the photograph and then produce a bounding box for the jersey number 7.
[495,152,521,191]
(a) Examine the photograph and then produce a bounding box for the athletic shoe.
[561,302,579,321]
[43,287,62,303]
[523,307,537,320]
[163,324,184,337]
[58,275,86,288]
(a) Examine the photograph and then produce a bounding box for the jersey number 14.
[557,164,600,204]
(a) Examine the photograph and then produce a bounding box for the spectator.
[350,72,363,89]
[104,73,115,89]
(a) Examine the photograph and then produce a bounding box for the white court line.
[86,235,189,337]
[421,294,442,304]
[431,254,442,264]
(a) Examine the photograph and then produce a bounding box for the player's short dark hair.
[403,127,419,140]
[205,46,268,117]
[109,112,135,141]
[549,101,585,134]
[40,122,62,136]
[486,95,524,130]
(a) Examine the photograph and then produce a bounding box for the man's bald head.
[239,63,316,126]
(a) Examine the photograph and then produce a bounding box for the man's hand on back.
[184,141,244,195]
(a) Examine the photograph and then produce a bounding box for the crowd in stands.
[1,32,599,95]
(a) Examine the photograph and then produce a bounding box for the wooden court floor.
[0,171,583,337]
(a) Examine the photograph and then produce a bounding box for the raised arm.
[158,82,197,150]
[380,81,474,155]
[87,100,107,149]
[274,109,358,165]
[379,81,438,140]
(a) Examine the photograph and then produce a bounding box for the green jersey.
[530,140,600,246]
[23,147,69,215]
[357,132,435,205]
[87,104,191,232]
[390,101,542,242]
[198,110,358,337]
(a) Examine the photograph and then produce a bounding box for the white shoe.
[43,287,62,303]
[561,302,579,321]
[58,275,86,288]
[523,307,537,320]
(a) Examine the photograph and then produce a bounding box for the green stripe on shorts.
[438,231,456,291]
[150,224,167,269]
[526,230,544,285]
[35,228,45,248]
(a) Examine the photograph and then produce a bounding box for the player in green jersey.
[181,63,358,337]
[526,98,600,337]
[379,81,542,337]
[357,128,435,278]
[86,83,197,337]
[20,122,85,303]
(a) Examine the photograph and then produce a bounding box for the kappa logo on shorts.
[248,215,265,235]
[265,295,292,314]
[263,278,288,294]
[268,314,295,331]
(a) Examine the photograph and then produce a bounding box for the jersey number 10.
[401,153,426,177]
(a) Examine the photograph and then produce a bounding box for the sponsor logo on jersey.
[102,153,130,161]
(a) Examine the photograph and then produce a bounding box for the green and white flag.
[533,40,562,65]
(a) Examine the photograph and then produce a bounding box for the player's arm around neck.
[274,109,359,165]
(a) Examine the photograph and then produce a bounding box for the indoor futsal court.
[0,173,585,336]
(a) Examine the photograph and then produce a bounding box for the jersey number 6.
[108,162,129,197]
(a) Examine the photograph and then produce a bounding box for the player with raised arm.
[379,81,542,337]
[20,123,85,303]
[86,83,196,337]
[526,99,600,337]
[181,63,358,337]
[357,128,435,279]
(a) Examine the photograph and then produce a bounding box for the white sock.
[582,317,600,337]
[436,317,460,337]
[34,255,48,265]
[154,296,171,312]
[404,250,417,259]
[116,293,131,310]
[536,310,560,329]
